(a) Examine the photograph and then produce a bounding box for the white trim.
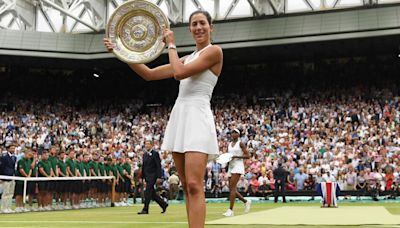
[0,175,114,181]
[0,221,187,224]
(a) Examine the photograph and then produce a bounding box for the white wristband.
[168,43,176,50]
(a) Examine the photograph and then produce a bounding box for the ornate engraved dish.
[106,0,169,63]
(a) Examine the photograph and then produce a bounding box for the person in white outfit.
[223,129,251,217]
[104,10,223,228]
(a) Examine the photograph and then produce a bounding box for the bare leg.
[46,191,52,207]
[235,191,247,203]
[172,152,189,218]
[28,195,34,207]
[184,152,208,228]
[228,174,241,210]
[15,195,23,208]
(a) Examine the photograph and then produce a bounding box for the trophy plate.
[106,0,169,63]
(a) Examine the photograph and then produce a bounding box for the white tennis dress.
[227,140,245,176]
[161,44,219,160]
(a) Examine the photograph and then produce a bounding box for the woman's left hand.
[164,29,175,46]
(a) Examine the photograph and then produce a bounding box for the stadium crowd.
[0,58,400,213]
[1,84,400,212]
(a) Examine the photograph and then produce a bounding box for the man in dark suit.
[273,160,289,203]
[138,140,168,214]
[0,144,17,213]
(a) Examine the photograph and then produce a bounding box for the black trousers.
[143,179,166,212]
[274,180,286,203]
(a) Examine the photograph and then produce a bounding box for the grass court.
[0,201,399,228]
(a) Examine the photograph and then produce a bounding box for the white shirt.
[323,174,336,183]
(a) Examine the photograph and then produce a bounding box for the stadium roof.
[1,0,400,33]
[1,2,400,61]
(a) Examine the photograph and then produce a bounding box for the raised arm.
[164,29,222,80]
[127,64,173,81]
[103,38,185,81]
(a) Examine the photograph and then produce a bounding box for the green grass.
[0,201,399,228]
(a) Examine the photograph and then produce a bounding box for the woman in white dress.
[223,129,251,217]
[104,10,223,228]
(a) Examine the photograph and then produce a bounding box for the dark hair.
[6,143,16,149]
[189,10,212,25]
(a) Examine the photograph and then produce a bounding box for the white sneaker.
[23,207,30,212]
[38,207,45,212]
[15,207,23,213]
[64,205,72,210]
[30,207,38,212]
[5,208,15,214]
[44,206,52,211]
[244,199,252,213]
[223,209,234,217]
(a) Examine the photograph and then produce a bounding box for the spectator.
[304,174,315,191]
[0,144,17,213]
[356,170,367,199]
[294,168,308,190]
[168,171,180,200]
[236,176,249,195]
[345,166,357,190]
[385,168,394,191]
[0,59,400,206]
[323,172,336,183]
[249,175,260,195]
[336,171,346,190]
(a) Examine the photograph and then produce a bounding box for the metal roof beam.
[303,0,314,10]
[41,0,99,31]
[247,0,260,16]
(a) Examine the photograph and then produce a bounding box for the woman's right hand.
[163,28,175,46]
[103,38,114,52]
